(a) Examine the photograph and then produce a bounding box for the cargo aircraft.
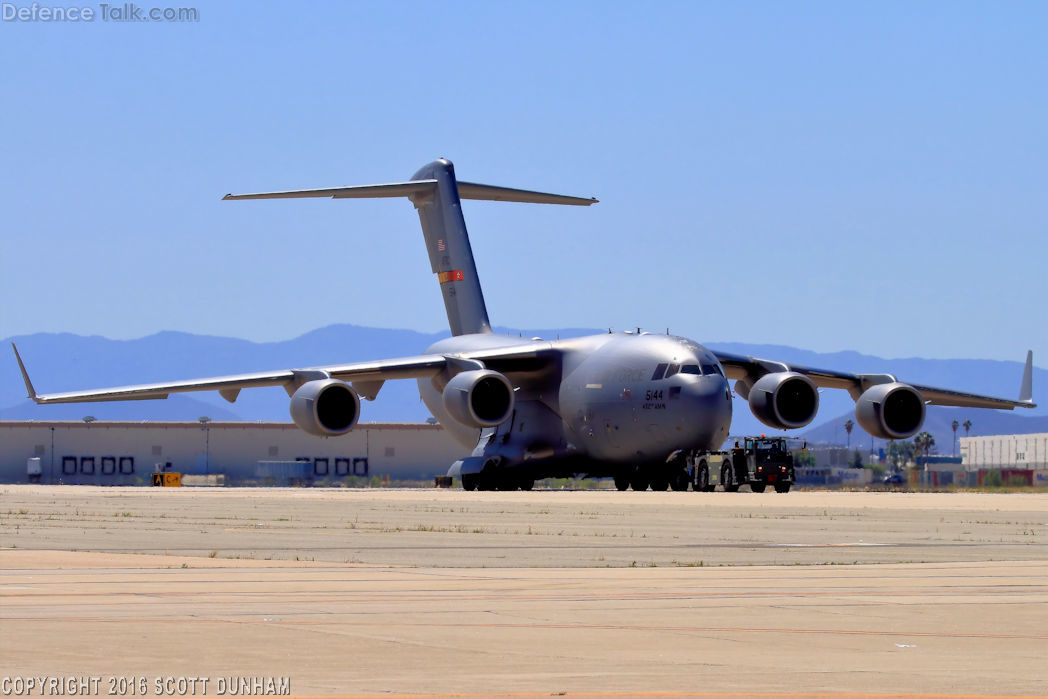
[12,159,1036,490]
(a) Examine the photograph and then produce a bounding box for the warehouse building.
[960,433,1048,470]
[0,421,467,485]
[914,433,1048,487]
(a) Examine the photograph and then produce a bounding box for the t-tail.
[223,158,598,336]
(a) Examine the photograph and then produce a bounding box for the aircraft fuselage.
[418,331,732,476]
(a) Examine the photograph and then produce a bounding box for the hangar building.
[0,421,467,485]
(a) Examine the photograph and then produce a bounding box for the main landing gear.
[461,471,534,491]
[617,463,692,491]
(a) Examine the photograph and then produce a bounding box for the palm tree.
[913,431,936,470]
[844,419,854,448]
[952,419,959,457]
[963,419,972,438]
[888,440,915,471]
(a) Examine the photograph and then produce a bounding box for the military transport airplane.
[12,159,1036,490]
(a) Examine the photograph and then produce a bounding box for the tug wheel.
[694,461,709,492]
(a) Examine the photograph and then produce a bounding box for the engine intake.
[289,379,361,437]
[747,372,819,430]
[855,382,925,440]
[442,369,514,428]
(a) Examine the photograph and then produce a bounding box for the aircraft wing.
[11,342,556,405]
[712,349,1036,410]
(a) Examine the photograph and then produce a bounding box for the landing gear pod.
[748,372,819,430]
[855,382,925,440]
[442,370,514,428]
[289,379,361,437]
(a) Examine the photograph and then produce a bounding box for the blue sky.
[1,1,1045,363]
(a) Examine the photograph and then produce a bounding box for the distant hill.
[3,326,1042,441]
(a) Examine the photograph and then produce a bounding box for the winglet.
[1019,350,1034,404]
[11,343,40,403]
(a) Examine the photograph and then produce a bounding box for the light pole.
[199,416,211,474]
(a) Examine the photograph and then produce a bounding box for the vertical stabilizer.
[408,159,491,336]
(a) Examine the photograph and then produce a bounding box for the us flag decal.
[437,270,465,283]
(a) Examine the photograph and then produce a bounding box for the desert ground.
[2,485,1046,698]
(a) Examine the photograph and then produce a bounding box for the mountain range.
[3,325,1043,453]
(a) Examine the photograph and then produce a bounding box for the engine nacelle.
[855,382,925,440]
[289,379,360,437]
[747,372,819,430]
[442,369,515,428]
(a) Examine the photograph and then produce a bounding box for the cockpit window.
[665,363,680,378]
[651,363,668,381]
[701,362,722,376]
[680,364,702,375]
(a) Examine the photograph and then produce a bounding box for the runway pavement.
[1,486,1047,697]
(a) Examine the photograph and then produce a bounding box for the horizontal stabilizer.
[224,179,597,206]
[223,180,437,201]
[457,181,598,206]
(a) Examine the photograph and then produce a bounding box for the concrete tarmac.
[1,485,1047,698]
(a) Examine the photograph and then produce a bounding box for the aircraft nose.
[679,372,732,435]
[682,372,728,402]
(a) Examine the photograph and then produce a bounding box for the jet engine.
[855,382,925,440]
[442,369,515,428]
[289,379,361,437]
[747,372,819,430]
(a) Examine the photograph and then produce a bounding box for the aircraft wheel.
[462,474,479,491]
[613,473,631,491]
[630,475,650,491]
[750,482,766,493]
[650,477,669,491]
[694,463,709,492]
[518,477,534,491]
[775,483,792,493]
[670,470,689,491]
